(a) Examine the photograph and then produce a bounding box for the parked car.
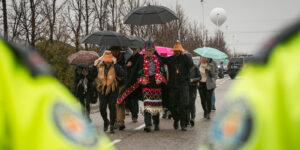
[218,62,225,78]
[228,56,253,79]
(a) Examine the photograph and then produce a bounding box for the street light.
[200,0,206,47]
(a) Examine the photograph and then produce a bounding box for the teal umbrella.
[194,47,228,59]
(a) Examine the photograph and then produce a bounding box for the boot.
[181,121,187,131]
[132,117,138,123]
[119,124,126,131]
[103,121,109,132]
[207,113,211,119]
[190,119,195,127]
[173,120,179,130]
[144,126,151,132]
[154,125,160,131]
[109,125,115,134]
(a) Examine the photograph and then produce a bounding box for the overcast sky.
[158,0,300,54]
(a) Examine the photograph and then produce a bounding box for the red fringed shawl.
[116,55,167,104]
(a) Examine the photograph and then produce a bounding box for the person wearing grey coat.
[198,57,218,119]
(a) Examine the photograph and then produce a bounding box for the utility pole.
[2,0,8,40]
[200,0,205,47]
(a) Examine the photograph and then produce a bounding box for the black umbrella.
[81,30,131,47]
[127,36,146,49]
[123,5,178,25]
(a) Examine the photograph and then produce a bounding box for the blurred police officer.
[0,37,115,150]
[201,19,300,150]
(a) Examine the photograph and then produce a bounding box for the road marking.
[134,124,145,130]
[108,139,122,146]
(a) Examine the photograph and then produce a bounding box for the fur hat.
[172,40,185,52]
[99,50,116,62]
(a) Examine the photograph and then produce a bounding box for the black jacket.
[73,66,98,102]
[160,54,194,87]
[126,53,141,80]
[189,64,201,87]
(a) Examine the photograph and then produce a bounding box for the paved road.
[90,75,233,150]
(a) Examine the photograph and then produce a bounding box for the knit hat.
[145,41,155,50]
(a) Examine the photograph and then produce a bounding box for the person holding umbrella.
[94,50,124,133]
[159,41,194,131]
[198,57,218,119]
[73,65,98,120]
[68,50,100,121]
[124,36,145,122]
[187,58,201,127]
[125,47,142,122]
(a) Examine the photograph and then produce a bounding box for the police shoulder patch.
[210,99,253,150]
[52,102,98,147]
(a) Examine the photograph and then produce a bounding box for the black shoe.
[119,124,126,131]
[154,125,160,131]
[144,126,151,132]
[109,126,115,134]
[104,121,109,132]
[207,113,211,119]
[212,106,216,110]
[181,127,187,131]
[204,113,207,118]
[168,114,172,119]
[173,121,179,130]
[190,120,195,127]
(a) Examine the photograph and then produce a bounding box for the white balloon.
[210,8,227,26]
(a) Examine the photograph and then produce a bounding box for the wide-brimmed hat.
[172,41,185,51]
[99,50,116,62]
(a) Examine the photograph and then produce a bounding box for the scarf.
[97,64,118,95]
[117,55,167,105]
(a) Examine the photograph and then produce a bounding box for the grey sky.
[158,0,300,54]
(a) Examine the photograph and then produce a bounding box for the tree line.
[0,0,231,89]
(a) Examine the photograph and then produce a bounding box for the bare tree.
[9,0,23,41]
[82,0,95,50]
[11,0,45,46]
[1,0,8,39]
[66,0,83,51]
[93,0,109,31]
[42,0,66,43]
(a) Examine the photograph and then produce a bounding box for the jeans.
[211,90,216,107]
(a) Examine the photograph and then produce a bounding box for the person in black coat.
[159,41,194,131]
[188,63,201,126]
[125,48,142,122]
[73,65,98,120]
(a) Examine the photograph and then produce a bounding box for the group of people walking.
[73,40,218,134]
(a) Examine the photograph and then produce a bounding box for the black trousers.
[169,86,189,128]
[144,111,159,127]
[188,86,197,120]
[198,82,213,115]
[99,90,117,126]
[78,93,90,115]
[126,96,139,118]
